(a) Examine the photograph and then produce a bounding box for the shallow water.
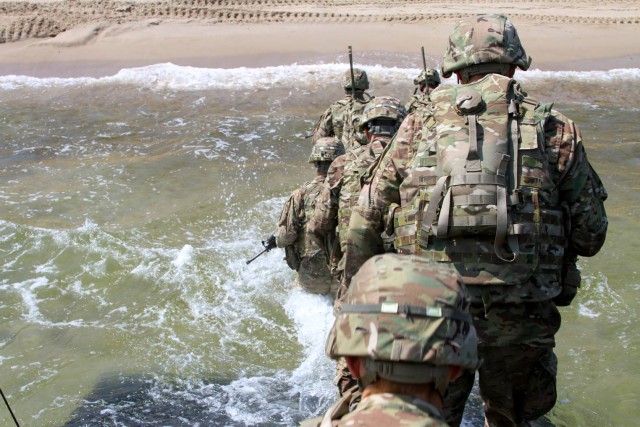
[1,54,639,426]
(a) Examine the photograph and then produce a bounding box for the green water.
[1,63,639,426]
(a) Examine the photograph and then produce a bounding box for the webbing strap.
[420,175,450,246]
[452,194,497,206]
[466,115,482,172]
[493,185,518,261]
[450,174,505,186]
[436,188,452,238]
[450,214,498,227]
[340,302,472,323]
[508,98,520,203]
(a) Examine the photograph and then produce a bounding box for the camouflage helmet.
[308,137,345,163]
[441,13,532,79]
[342,68,369,91]
[357,96,407,132]
[325,254,478,390]
[413,68,441,87]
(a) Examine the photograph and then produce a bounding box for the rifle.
[413,46,428,95]
[246,234,277,265]
[348,45,356,98]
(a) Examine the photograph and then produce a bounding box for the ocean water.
[1,54,639,426]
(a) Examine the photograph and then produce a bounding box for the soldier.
[309,96,407,286]
[271,137,345,297]
[311,68,373,150]
[308,96,407,400]
[405,68,441,114]
[302,253,479,426]
[342,14,608,426]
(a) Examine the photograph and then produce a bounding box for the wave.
[1,62,639,91]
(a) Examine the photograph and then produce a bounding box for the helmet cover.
[308,137,345,163]
[357,96,407,132]
[326,254,478,371]
[441,13,531,78]
[413,68,442,87]
[342,68,370,90]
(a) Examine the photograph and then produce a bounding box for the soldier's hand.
[262,234,277,251]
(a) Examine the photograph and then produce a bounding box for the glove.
[262,234,277,251]
[553,260,581,307]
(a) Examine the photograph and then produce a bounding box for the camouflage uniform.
[308,97,407,287]
[312,68,373,150]
[342,14,608,426]
[302,253,479,427]
[275,138,345,296]
[405,68,441,115]
[305,392,449,427]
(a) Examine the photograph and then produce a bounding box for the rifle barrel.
[246,248,268,265]
[348,45,356,97]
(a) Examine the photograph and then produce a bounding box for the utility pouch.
[284,245,301,271]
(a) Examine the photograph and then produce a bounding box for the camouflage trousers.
[443,301,561,427]
[296,253,340,297]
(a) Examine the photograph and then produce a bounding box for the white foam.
[171,244,194,269]
[2,62,638,91]
[13,276,49,323]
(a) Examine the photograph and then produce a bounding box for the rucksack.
[394,74,566,286]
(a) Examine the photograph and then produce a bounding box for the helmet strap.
[315,162,331,174]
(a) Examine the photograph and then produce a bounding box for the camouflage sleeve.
[275,188,304,248]
[307,156,345,247]
[342,115,419,286]
[546,111,608,257]
[311,106,334,144]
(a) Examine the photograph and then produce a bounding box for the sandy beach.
[0,0,639,77]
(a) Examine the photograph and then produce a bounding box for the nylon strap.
[466,115,482,172]
[450,174,505,186]
[508,97,520,200]
[452,194,498,206]
[436,187,452,238]
[420,175,450,247]
[340,302,472,323]
[493,185,518,261]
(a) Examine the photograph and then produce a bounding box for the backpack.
[394,74,566,286]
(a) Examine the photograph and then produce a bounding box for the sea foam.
[2,62,639,91]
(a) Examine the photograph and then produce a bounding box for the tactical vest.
[338,138,390,253]
[393,74,565,286]
[341,98,371,150]
[330,99,350,141]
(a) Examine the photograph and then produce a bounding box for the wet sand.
[0,0,639,77]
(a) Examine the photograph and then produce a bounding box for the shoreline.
[1,12,640,78]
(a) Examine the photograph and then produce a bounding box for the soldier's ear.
[345,356,362,379]
[448,366,463,382]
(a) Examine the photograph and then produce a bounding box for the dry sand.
[0,0,639,77]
